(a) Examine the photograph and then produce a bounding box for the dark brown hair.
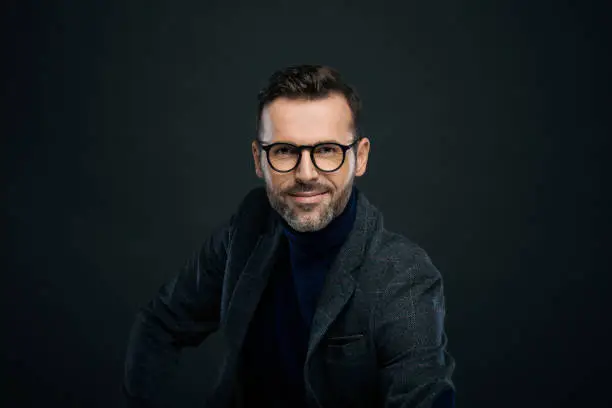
[256,64,362,141]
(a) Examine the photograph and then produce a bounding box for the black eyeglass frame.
[256,138,360,173]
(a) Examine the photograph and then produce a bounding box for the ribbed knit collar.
[279,186,358,255]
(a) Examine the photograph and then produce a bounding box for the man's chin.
[290,206,337,231]
[288,217,326,232]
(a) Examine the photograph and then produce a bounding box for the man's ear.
[355,137,370,177]
[251,140,264,178]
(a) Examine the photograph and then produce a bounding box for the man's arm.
[375,248,456,408]
[122,218,232,407]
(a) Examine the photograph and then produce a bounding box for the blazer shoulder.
[369,228,441,283]
[236,186,268,214]
[230,186,275,235]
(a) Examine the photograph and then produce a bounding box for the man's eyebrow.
[316,139,345,144]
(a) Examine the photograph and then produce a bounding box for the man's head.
[252,64,371,232]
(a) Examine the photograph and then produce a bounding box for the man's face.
[252,93,370,232]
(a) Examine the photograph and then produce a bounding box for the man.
[123,64,456,407]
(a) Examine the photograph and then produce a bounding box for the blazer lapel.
[303,189,380,407]
[303,231,361,408]
[222,222,284,352]
[306,189,378,361]
[305,248,358,363]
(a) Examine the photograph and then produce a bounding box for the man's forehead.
[259,96,354,144]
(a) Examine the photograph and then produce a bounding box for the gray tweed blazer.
[123,186,456,408]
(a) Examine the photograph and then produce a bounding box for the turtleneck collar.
[279,186,358,254]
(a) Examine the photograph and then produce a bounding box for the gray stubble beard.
[265,172,355,232]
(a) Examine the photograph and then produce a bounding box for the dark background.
[3,0,610,407]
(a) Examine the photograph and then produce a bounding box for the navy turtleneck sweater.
[241,186,358,406]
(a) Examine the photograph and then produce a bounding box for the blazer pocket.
[326,333,365,346]
[324,334,367,361]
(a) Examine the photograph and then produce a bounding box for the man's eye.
[272,146,295,156]
[316,145,340,155]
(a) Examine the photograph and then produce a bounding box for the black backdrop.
[3,1,610,407]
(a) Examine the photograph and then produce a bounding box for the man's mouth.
[288,191,329,204]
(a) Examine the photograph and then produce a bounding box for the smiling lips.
[289,191,328,204]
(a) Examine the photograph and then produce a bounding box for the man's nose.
[294,150,318,181]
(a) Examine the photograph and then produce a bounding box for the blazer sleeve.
[374,248,456,408]
[122,216,233,407]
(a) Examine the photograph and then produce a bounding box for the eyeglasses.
[256,139,359,173]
